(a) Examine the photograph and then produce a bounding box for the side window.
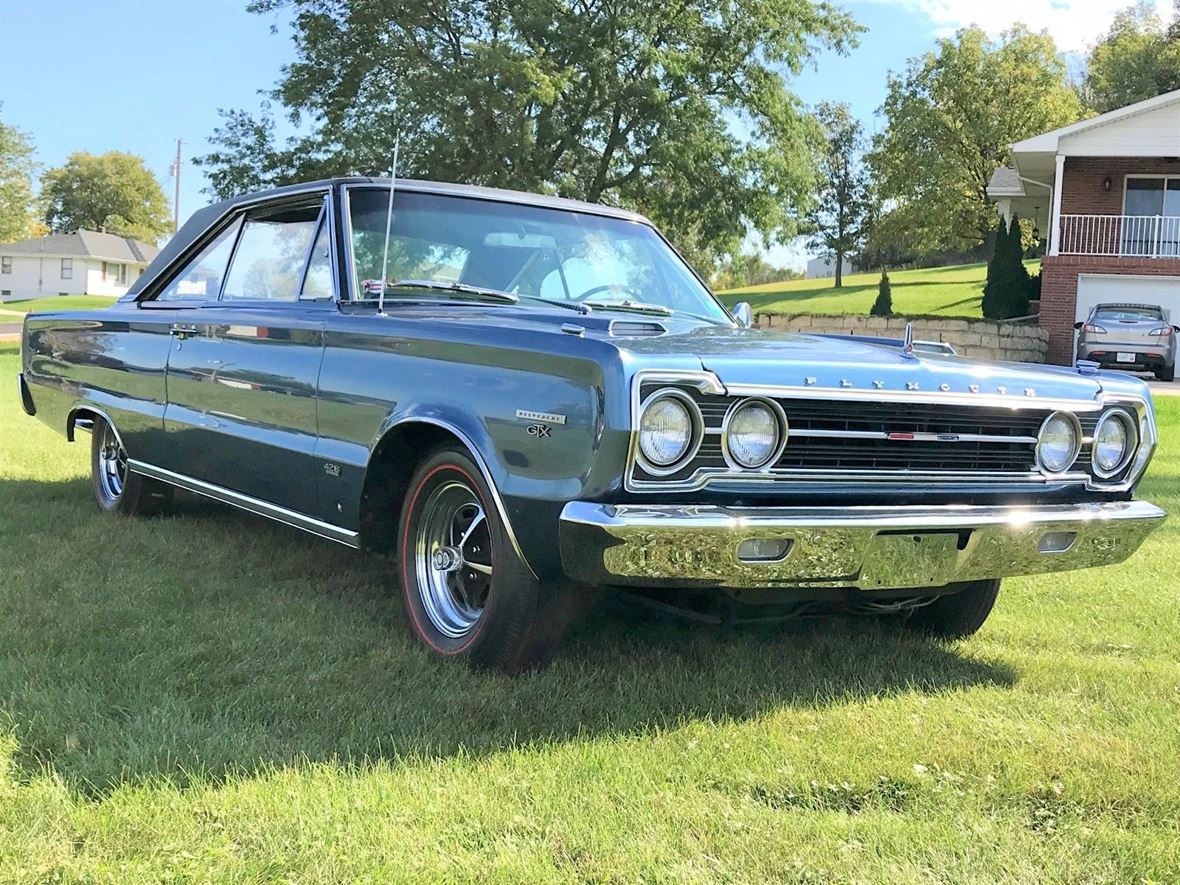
[222,201,322,302]
[300,215,333,300]
[157,217,243,302]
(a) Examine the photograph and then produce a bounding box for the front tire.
[89,416,171,516]
[902,579,1000,638]
[1156,364,1174,382]
[397,447,578,672]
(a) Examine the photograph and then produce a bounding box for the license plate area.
[1117,352,1136,363]
[858,531,965,589]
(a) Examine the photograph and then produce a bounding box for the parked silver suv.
[1075,303,1178,382]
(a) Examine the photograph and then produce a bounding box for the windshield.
[346,187,730,322]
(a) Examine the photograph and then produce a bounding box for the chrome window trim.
[624,370,1158,494]
[1034,411,1083,477]
[635,387,705,475]
[1091,408,1139,480]
[720,397,789,470]
[135,182,335,305]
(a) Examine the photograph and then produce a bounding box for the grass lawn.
[717,261,1041,318]
[0,295,117,315]
[2,341,1178,882]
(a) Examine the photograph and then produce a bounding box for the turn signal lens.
[1148,326,1173,337]
[1083,323,1108,334]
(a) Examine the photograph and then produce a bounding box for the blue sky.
[0,0,1167,265]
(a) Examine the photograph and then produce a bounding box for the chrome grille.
[633,384,1099,486]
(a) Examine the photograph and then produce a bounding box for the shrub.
[982,216,1031,319]
[870,270,893,316]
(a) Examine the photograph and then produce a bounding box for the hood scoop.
[609,319,667,338]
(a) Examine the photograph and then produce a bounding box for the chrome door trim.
[128,459,360,548]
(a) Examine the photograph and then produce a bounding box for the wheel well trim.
[374,415,538,580]
[66,403,121,447]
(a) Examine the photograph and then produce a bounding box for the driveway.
[1147,379,1180,397]
[0,322,22,341]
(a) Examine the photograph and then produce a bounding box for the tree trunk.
[834,250,843,289]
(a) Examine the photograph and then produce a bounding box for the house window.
[1,257,10,274]
[1,290,10,297]
[61,258,72,279]
[1123,176,1180,257]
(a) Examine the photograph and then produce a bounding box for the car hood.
[610,325,1107,403]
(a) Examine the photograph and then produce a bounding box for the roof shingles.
[0,230,160,263]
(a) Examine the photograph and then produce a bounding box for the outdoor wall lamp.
[1103,175,1112,191]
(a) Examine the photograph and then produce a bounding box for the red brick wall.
[1040,255,1180,364]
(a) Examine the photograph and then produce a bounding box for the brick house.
[987,88,1180,365]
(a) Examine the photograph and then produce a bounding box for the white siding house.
[0,230,160,302]
[805,255,858,279]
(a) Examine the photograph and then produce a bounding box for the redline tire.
[397,447,577,672]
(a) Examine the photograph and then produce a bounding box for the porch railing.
[1057,214,1180,258]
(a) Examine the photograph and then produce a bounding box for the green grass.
[718,260,1041,318]
[2,341,1178,882]
[0,295,116,315]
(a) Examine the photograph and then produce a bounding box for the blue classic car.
[18,178,1167,670]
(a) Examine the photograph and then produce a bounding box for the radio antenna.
[377,135,400,315]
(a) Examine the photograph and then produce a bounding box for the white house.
[0,230,160,302]
[805,255,858,279]
[987,87,1180,364]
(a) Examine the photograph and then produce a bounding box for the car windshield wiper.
[381,280,594,315]
[386,279,519,303]
[583,299,673,317]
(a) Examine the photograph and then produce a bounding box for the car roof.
[206,177,651,224]
[1092,303,1163,312]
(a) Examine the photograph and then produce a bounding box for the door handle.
[170,323,200,339]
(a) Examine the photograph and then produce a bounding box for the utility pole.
[169,139,183,233]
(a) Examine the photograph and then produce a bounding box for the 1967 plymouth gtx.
[19,178,1167,670]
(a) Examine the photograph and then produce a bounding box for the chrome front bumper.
[559,500,1166,590]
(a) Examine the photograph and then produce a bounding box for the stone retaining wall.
[754,313,1048,363]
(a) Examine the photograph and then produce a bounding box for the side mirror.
[733,301,753,328]
[1173,325,1179,333]
[1073,321,1085,330]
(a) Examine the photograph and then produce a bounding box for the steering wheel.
[575,284,645,302]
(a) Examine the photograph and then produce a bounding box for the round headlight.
[1092,410,1136,478]
[1036,411,1081,474]
[638,392,698,469]
[724,399,784,469]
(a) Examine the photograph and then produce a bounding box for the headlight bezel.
[1091,408,1138,479]
[721,397,789,470]
[1035,410,1083,476]
[636,387,703,474]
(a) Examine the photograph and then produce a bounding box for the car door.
[161,194,334,513]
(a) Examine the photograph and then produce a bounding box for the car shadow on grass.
[0,478,1017,797]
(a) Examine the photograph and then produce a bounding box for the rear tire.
[902,579,1000,638]
[1156,364,1174,382]
[89,416,172,516]
[397,446,583,672]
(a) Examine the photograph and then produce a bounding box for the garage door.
[1076,274,1180,325]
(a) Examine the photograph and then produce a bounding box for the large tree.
[870,26,1082,254]
[196,0,861,267]
[1084,2,1180,113]
[41,151,171,242]
[0,108,37,244]
[806,102,868,288]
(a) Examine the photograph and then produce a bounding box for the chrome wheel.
[96,421,127,502]
[414,480,493,638]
